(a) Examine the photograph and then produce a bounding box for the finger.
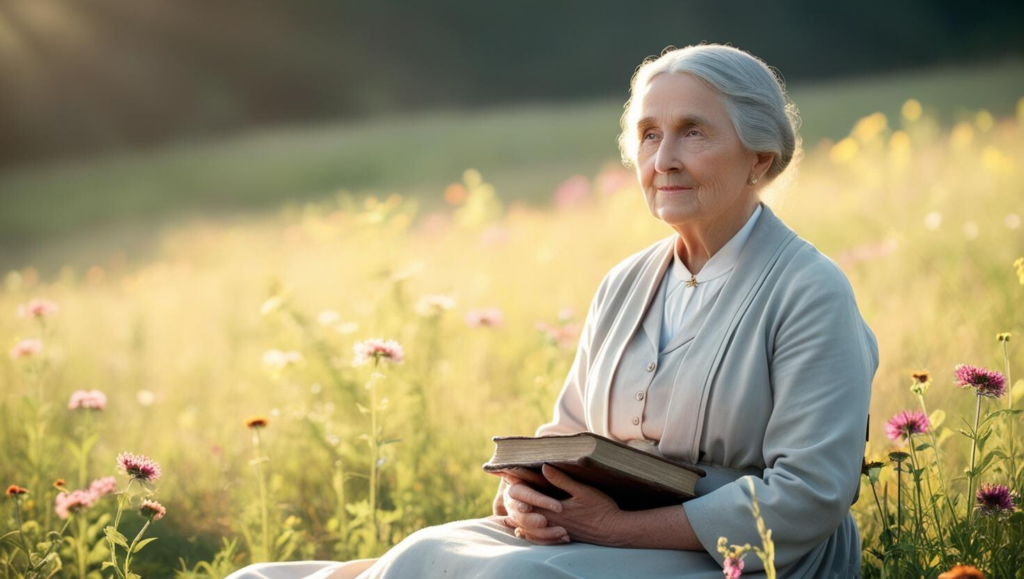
[508,482,563,512]
[507,498,532,513]
[516,527,571,545]
[520,525,568,542]
[509,509,548,529]
[541,464,581,497]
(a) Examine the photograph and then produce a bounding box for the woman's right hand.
[497,473,570,545]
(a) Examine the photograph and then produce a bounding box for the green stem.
[907,436,925,543]
[254,429,270,562]
[108,479,135,579]
[967,395,982,526]
[370,357,380,546]
[122,519,150,576]
[1003,341,1015,488]
[918,394,958,522]
[76,514,87,579]
[12,498,32,563]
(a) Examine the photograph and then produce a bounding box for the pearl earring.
[748,175,758,185]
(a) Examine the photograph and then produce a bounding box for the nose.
[653,136,683,174]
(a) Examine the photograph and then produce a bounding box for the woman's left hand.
[524,464,628,547]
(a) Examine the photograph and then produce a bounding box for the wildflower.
[861,459,885,485]
[245,416,269,429]
[975,482,1016,515]
[16,299,58,319]
[262,349,303,372]
[9,338,42,360]
[996,332,1011,342]
[885,410,930,441]
[535,320,582,349]
[938,564,986,579]
[139,499,166,521]
[6,485,28,497]
[887,450,910,464]
[465,308,503,328]
[89,477,117,497]
[910,370,932,395]
[352,338,405,367]
[415,294,457,317]
[116,452,162,482]
[53,479,66,491]
[722,555,744,579]
[68,389,107,410]
[954,363,1007,398]
[136,390,156,406]
[55,489,97,519]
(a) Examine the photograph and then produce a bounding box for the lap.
[226,516,730,579]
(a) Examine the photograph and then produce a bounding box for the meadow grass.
[2,57,1023,273]
[1,95,1024,576]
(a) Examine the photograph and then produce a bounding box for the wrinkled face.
[634,72,759,229]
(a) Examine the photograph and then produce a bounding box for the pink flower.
[139,499,166,521]
[723,555,744,579]
[465,308,503,328]
[954,364,1007,398]
[17,299,58,319]
[553,175,590,210]
[535,320,582,349]
[976,482,1016,515]
[9,338,42,360]
[55,489,97,520]
[68,389,107,411]
[885,410,930,441]
[88,476,117,497]
[117,452,162,482]
[352,338,405,367]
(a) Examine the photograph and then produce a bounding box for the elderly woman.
[230,43,878,579]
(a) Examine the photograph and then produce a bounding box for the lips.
[657,187,693,191]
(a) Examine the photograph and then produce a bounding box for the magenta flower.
[954,363,1007,398]
[352,338,405,366]
[17,299,59,319]
[465,308,503,328]
[139,499,167,521]
[535,320,582,349]
[976,482,1016,515]
[885,410,930,442]
[116,452,162,482]
[88,476,117,497]
[68,389,108,411]
[723,555,744,579]
[55,489,97,520]
[8,338,42,360]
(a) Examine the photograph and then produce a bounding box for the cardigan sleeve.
[682,285,878,570]
[534,273,611,437]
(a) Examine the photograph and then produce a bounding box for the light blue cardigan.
[535,201,879,577]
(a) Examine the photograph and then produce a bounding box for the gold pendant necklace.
[686,274,699,288]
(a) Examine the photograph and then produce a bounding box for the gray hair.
[617,43,802,182]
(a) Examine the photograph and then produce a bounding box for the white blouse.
[659,204,762,350]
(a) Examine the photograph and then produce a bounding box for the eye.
[642,131,658,141]
[686,129,703,137]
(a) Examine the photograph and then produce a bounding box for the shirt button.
[636,391,645,401]
[647,362,656,372]
[632,417,640,426]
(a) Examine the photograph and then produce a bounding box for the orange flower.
[53,479,66,490]
[938,565,985,579]
[6,485,28,497]
[245,416,269,429]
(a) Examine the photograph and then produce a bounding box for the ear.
[751,152,774,180]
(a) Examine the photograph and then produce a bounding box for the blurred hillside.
[2,0,1023,167]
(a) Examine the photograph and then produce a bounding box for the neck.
[673,197,759,275]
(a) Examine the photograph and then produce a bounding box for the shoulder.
[773,235,858,305]
[594,235,673,302]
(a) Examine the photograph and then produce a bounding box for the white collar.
[671,203,763,283]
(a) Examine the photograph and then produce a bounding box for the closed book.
[482,432,706,511]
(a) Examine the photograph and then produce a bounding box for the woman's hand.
[497,473,571,546]
[530,464,627,547]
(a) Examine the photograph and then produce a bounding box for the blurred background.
[2,2,1024,576]
[2,0,1024,271]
